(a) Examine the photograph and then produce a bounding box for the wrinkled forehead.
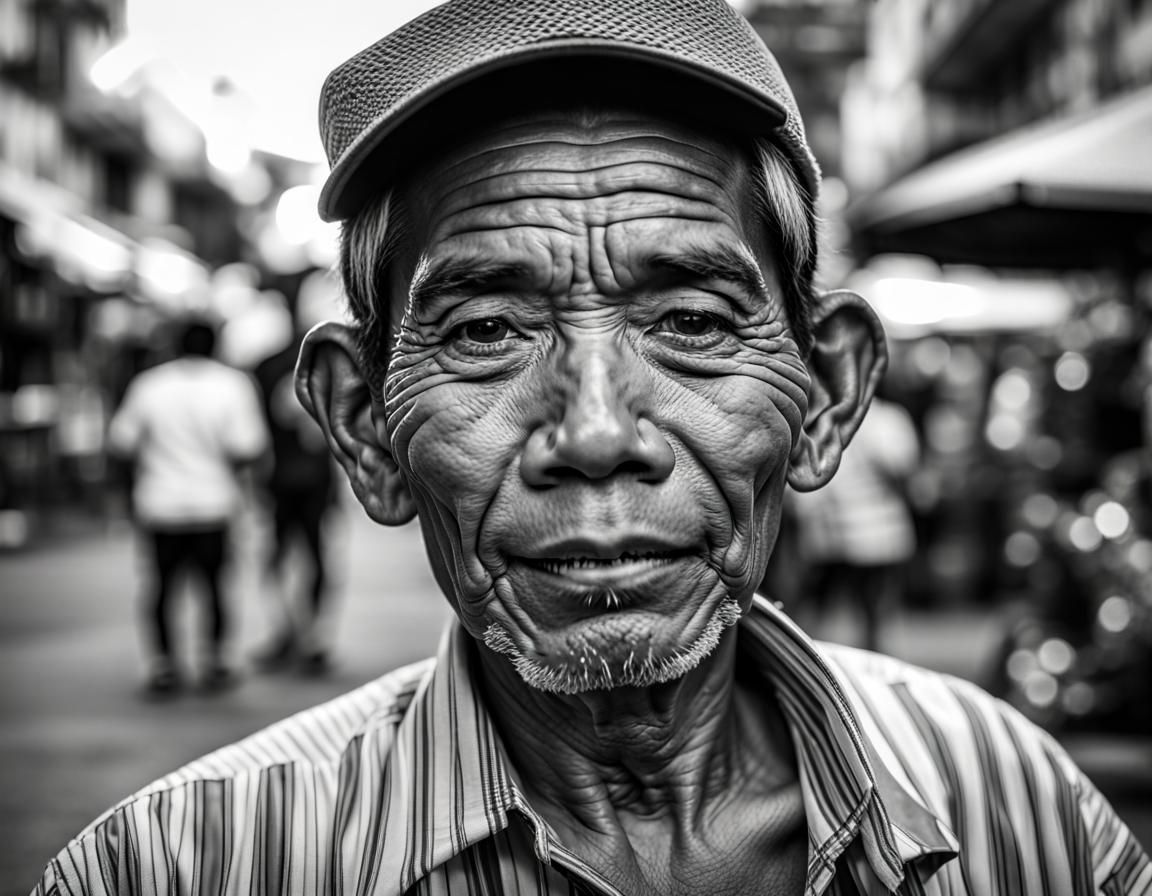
[400,103,756,238]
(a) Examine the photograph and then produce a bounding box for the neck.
[477,628,794,839]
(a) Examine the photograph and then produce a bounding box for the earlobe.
[786,290,887,492]
[295,321,417,525]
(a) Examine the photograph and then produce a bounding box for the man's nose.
[520,349,675,486]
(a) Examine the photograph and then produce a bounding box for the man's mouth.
[521,550,688,577]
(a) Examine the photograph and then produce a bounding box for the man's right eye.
[455,318,511,344]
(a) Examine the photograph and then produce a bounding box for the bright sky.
[126,0,445,162]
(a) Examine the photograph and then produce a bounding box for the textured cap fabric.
[318,0,819,222]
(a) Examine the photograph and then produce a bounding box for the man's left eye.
[457,318,511,343]
[661,311,721,337]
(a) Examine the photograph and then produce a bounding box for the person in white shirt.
[108,319,268,695]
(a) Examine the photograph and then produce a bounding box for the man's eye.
[457,318,511,344]
[663,311,720,337]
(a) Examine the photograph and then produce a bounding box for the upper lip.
[517,536,691,561]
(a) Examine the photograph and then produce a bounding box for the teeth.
[535,551,672,574]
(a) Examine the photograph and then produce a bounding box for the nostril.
[539,458,650,483]
[538,464,569,483]
[520,412,675,485]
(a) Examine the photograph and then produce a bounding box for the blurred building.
[0,0,331,546]
[739,0,870,285]
[1,0,130,542]
[844,0,1152,269]
[742,0,869,181]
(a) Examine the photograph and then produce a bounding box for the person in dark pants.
[108,319,268,694]
[252,330,338,674]
[147,529,228,666]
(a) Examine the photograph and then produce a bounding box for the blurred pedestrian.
[107,318,268,695]
[251,323,339,675]
[791,391,920,650]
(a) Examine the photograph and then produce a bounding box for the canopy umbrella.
[848,84,1152,270]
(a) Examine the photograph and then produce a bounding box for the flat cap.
[318,0,819,222]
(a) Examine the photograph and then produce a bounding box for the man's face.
[380,109,812,692]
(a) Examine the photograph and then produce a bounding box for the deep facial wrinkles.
[374,112,814,696]
[421,137,735,240]
[421,480,492,617]
[436,168,732,225]
[429,131,730,200]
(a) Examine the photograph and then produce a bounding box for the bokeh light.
[1054,352,1091,391]
[1093,501,1130,539]
[1068,516,1103,552]
[1023,671,1059,708]
[1037,637,1075,675]
[1021,493,1059,529]
[1098,596,1132,633]
[1004,531,1041,567]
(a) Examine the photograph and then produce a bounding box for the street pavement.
[2,495,1149,893]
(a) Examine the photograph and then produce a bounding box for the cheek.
[670,374,799,499]
[663,373,800,588]
[385,371,538,615]
[390,382,520,519]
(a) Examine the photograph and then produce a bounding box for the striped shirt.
[34,596,1150,895]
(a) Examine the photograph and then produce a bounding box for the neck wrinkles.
[478,631,788,833]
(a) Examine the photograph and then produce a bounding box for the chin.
[483,597,742,695]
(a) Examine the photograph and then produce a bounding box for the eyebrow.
[407,242,768,321]
[648,244,767,302]
[408,256,530,323]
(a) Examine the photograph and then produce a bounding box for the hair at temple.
[337,135,817,395]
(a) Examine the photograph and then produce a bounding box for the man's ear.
[787,289,887,492]
[295,321,417,525]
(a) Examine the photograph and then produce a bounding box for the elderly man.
[34,1,1150,894]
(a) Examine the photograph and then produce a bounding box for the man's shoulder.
[119,362,170,395]
[123,359,240,396]
[818,640,964,687]
[196,357,258,390]
[821,642,1015,711]
[818,642,1068,765]
[35,658,441,894]
[81,657,435,836]
[813,646,1152,893]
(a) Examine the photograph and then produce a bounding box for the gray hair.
[338,137,816,393]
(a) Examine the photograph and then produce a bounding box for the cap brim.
[318,40,788,222]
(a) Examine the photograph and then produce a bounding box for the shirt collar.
[739,596,958,892]
[382,596,957,893]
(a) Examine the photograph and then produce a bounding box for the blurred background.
[2,0,1151,889]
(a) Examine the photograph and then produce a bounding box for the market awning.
[1,165,136,292]
[849,84,1152,269]
[0,166,80,222]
